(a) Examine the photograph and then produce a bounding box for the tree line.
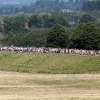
[0,12,100,50]
[0,13,69,34]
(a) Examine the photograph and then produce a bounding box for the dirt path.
[0,71,100,100]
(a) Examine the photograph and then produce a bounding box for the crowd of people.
[0,46,100,56]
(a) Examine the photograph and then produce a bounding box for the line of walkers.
[0,46,100,55]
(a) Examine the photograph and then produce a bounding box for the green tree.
[72,23,100,50]
[3,17,14,34]
[11,14,28,33]
[3,15,28,34]
[28,14,42,28]
[46,24,68,48]
[79,14,97,23]
[3,28,48,47]
[0,20,4,33]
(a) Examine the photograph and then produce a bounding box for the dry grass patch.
[0,72,100,99]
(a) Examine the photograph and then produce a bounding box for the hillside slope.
[0,51,100,74]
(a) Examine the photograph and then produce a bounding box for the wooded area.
[0,0,100,50]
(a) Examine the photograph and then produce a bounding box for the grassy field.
[0,51,100,74]
[0,52,100,99]
[0,71,100,100]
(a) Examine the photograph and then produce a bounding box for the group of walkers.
[0,46,100,55]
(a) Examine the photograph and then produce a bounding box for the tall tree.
[73,23,100,50]
[46,24,68,48]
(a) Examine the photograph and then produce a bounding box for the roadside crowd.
[0,46,100,55]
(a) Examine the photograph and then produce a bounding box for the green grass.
[0,51,100,74]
